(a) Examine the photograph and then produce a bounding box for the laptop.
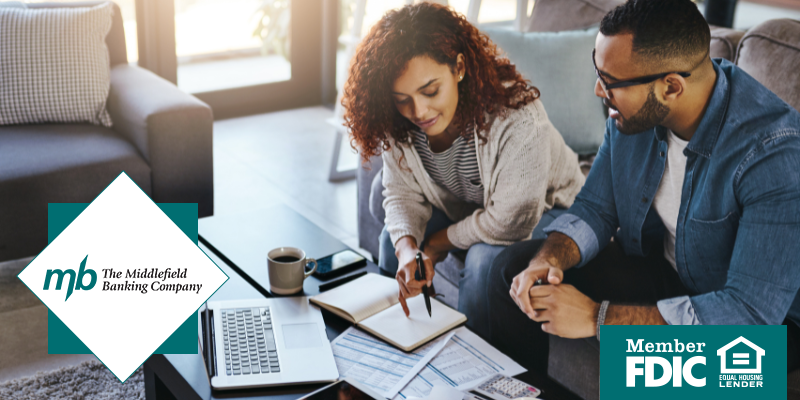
[204,297,339,390]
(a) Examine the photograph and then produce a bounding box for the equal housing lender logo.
[600,326,786,399]
[17,173,228,382]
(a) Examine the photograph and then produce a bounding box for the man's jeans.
[379,207,566,339]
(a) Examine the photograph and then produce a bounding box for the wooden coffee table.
[143,205,580,400]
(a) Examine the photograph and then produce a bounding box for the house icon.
[717,336,765,374]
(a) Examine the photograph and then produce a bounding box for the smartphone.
[310,250,367,280]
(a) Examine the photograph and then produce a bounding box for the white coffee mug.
[267,247,317,295]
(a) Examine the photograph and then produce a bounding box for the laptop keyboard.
[221,307,280,376]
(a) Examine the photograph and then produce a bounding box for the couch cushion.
[524,0,623,33]
[735,19,800,112]
[370,168,386,226]
[709,26,745,61]
[483,27,606,154]
[0,124,151,261]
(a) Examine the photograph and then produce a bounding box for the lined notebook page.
[310,273,399,323]
[359,296,467,351]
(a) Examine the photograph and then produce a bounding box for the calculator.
[470,374,542,399]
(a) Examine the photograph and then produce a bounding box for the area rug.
[0,360,144,400]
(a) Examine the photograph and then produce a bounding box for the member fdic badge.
[600,325,786,399]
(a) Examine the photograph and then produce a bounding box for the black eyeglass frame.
[592,49,691,94]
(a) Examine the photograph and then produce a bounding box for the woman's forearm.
[423,228,457,253]
[394,236,419,258]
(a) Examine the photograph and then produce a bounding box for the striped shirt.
[412,129,484,205]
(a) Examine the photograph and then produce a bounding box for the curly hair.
[342,2,540,162]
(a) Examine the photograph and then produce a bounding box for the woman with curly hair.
[342,2,584,335]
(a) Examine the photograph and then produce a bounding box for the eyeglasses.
[592,49,691,99]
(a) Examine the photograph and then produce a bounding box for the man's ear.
[662,74,685,102]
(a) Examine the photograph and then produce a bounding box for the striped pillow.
[0,2,113,127]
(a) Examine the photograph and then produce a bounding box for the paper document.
[394,327,526,399]
[406,385,466,400]
[332,326,454,399]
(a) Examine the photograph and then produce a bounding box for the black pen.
[416,252,432,317]
[318,271,367,292]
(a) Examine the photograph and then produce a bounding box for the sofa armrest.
[107,64,214,217]
[357,154,384,258]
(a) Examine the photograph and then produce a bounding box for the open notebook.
[310,273,466,351]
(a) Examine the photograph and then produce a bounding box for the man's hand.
[510,259,564,320]
[528,283,599,338]
[507,232,592,337]
[394,237,434,317]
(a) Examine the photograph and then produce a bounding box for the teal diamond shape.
[45,202,200,355]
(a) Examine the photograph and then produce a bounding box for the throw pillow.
[524,0,624,33]
[0,2,113,127]
[0,2,26,9]
[483,27,606,154]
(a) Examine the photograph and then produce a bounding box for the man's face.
[593,33,670,135]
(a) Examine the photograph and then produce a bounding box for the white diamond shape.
[18,173,228,382]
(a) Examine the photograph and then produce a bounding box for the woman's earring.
[459,75,464,81]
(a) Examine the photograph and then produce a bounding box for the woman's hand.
[394,237,435,317]
[421,228,455,266]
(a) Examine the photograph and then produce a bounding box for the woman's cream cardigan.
[382,99,586,250]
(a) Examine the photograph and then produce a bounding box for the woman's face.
[391,54,465,137]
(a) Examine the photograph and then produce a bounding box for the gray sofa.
[356,18,800,399]
[0,2,214,262]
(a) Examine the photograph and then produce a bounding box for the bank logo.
[42,255,96,301]
[600,326,786,399]
[17,173,228,382]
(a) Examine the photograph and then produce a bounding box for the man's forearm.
[605,305,667,325]
[532,232,582,271]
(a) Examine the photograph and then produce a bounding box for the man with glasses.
[486,0,800,374]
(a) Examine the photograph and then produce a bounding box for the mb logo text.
[42,255,96,301]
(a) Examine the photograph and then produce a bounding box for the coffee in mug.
[267,247,317,295]
[273,256,300,263]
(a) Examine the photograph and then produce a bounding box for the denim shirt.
[545,59,800,326]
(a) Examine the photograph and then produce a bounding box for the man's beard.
[606,86,670,135]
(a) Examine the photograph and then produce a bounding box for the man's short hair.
[600,0,710,66]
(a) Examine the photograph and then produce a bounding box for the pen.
[203,304,216,377]
[416,252,432,318]
[318,271,367,292]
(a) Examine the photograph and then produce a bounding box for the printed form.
[393,327,526,399]
[332,326,454,398]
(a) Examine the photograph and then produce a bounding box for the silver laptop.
[205,297,339,390]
